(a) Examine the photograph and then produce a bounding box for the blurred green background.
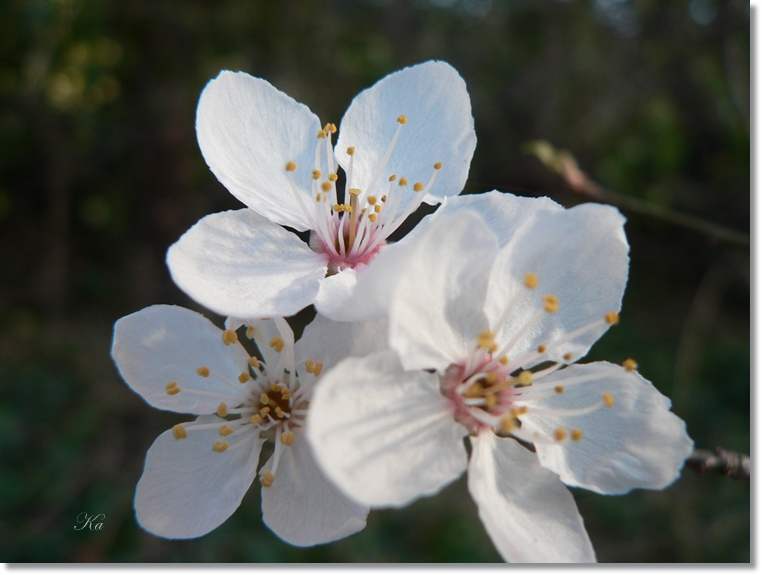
[0,0,749,563]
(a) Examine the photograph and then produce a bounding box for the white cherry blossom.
[111,304,387,545]
[167,60,476,320]
[307,205,694,562]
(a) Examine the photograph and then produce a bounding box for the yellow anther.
[499,355,509,365]
[315,192,322,202]
[602,392,615,408]
[219,424,234,437]
[554,428,568,442]
[477,330,495,348]
[246,325,256,339]
[413,182,424,192]
[485,372,498,385]
[398,176,408,187]
[317,130,327,139]
[374,204,382,213]
[270,383,280,391]
[311,169,322,180]
[217,402,228,417]
[212,440,229,452]
[260,406,270,417]
[388,174,397,182]
[605,311,620,325]
[166,381,180,395]
[347,146,355,156]
[328,172,338,182]
[518,405,528,415]
[622,358,638,372]
[563,352,573,362]
[571,428,583,441]
[396,115,408,125]
[321,181,332,192]
[285,161,297,172]
[281,431,295,446]
[281,391,291,400]
[197,366,210,377]
[250,414,263,424]
[238,372,251,383]
[499,416,516,433]
[381,195,387,201]
[333,203,341,212]
[348,187,361,196]
[542,295,559,313]
[305,359,315,374]
[260,393,270,405]
[343,204,352,213]
[325,123,337,134]
[368,213,378,223]
[524,272,539,289]
[518,370,533,385]
[313,362,323,377]
[269,336,284,353]
[485,394,497,409]
[248,356,260,368]
[554,385,565,394]
[537,344,547,354]
[260,470,275,487]
[222,329,238,346]
[433,161,443,170]
[367,195,377,205]
[172,424,187,440]
[275,407,285,418]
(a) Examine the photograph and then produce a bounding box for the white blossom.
[111,304,386,545]
[167,61,476,320]
[306,201,694,562]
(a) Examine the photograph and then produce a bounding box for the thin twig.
[685,447,750,480]
[523,141,750,248]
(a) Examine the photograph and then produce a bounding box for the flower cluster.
[111,61,693,561]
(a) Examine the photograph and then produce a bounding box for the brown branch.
[685,447,750,480]
[523,141,750,248]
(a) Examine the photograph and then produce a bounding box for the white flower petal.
[312,268,358,319]
[112,305,247,414]
[468,432,596,563]
[196,71,321,231]
[135,415,264,539]
[261,431,369,546]
[417,190,564,247]
[167,209,328,318]
[307,350,468,507]
[335,61,475,211]
[389,210,498,372]
[317,240,414,322]
[484,203,629,364]
[522,362,694,494]
[294,312,388,390]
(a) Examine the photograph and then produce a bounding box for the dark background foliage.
[0,0,749,563]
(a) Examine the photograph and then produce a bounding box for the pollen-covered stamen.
[172,424,187,439]
[269,336,284,353]
[166,381,180,395]
[222,329,238,346]
[260,470,275,487]
[622,358,638,371]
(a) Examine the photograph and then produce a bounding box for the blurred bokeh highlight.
[0,0,749,562]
